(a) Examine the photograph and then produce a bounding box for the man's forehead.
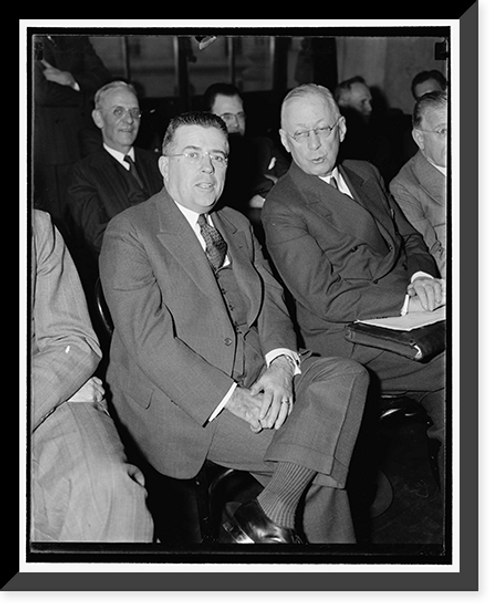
[350,83,371,100]
[423,105,447,126]
[103,87,139,107]
[285,94,335,124]
[174,124,228,148]
[213,94,244,112]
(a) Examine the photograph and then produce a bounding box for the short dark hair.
[412,90,448,128]
[161,111,228,154]
[201,83,243,112]
[411,70,447,99]
[333,76,367,105]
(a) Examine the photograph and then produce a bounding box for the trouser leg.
[32,400,154,542]
[207,356,368,542]
[357,347,446,485]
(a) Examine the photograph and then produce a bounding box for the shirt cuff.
[411,271,433,282]
[207,382,237,423]
[266,348,302,376]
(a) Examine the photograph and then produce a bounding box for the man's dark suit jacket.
[261,159,439,359]
[67,147,164,256]
[34,36,111,167]
[99,189,298,479]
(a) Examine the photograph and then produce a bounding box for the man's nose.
[307,131,322,149]
[200,152,215,172]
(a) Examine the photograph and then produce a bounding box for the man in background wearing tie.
[99,111,369,544]
[261,83,447,491]
[66,81,163,296]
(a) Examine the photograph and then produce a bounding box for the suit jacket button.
[224,338,233,346]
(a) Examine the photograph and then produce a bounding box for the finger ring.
[281,399,290,403]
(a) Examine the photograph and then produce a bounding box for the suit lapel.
[290,163,390,254]
[339,164,398,250]
[413,151,446,205]
[155,192,229,315]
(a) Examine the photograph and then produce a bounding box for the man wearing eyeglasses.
[99,110,370,544]
[262,84,447,493]
[389,91,448,276]
[66,81,163,269]
[202,83,289,236]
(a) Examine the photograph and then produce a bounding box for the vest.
[214,263,263,386]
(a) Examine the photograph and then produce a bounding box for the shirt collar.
[318,166,352,196]
[103,143,135,165]
[174,201,203,231]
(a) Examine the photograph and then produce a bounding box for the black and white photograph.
[8,7,488,601]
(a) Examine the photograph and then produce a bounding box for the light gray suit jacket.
[389,150,446,276]
[31,210,102,431]
[99,188,298,479]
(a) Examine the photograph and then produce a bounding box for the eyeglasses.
[288,117,342,143]
[165,149,228,168]
[416,127,447,137]
[220,112,246,124]
[99,106,142,120]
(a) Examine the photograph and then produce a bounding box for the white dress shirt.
[103,143,137,170]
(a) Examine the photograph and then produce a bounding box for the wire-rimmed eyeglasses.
[165,149,228,168]
[99,106,142,120]
[416,126,447,138]
[287,117,342,143]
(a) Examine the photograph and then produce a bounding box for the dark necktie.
[124,154,145,191]
[329,175,339,190]
[197,214,227,271]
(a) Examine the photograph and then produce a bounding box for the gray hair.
[412,90,448,128]
[94,80,138,109]
[281,83,338,126]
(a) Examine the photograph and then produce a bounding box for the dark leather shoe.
[222,499,305,544]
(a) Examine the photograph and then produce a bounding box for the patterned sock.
[257,462,315,529]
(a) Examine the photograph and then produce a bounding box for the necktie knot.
[329,175,338,190]
[197,214,227,271]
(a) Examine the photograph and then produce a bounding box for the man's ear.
[279,128,291,153]
[92,109,104,129]
[338,115,347,143]
[158,155,169,180]
[412,128,425,151]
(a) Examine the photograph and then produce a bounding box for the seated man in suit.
[202,83,290,238]
[66,80,164,288]
[403,70,448,162]
[99,111,369,544]
[390,91,448,277]
[31,209,154,542]
[334,76,403,185]
[261,83,447,485]
[411,69,447,101]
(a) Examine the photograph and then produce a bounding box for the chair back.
[94,278,114,339]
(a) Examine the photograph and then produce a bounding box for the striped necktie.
[197,214,227,271]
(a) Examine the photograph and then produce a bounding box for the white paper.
[356,305,446,331]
